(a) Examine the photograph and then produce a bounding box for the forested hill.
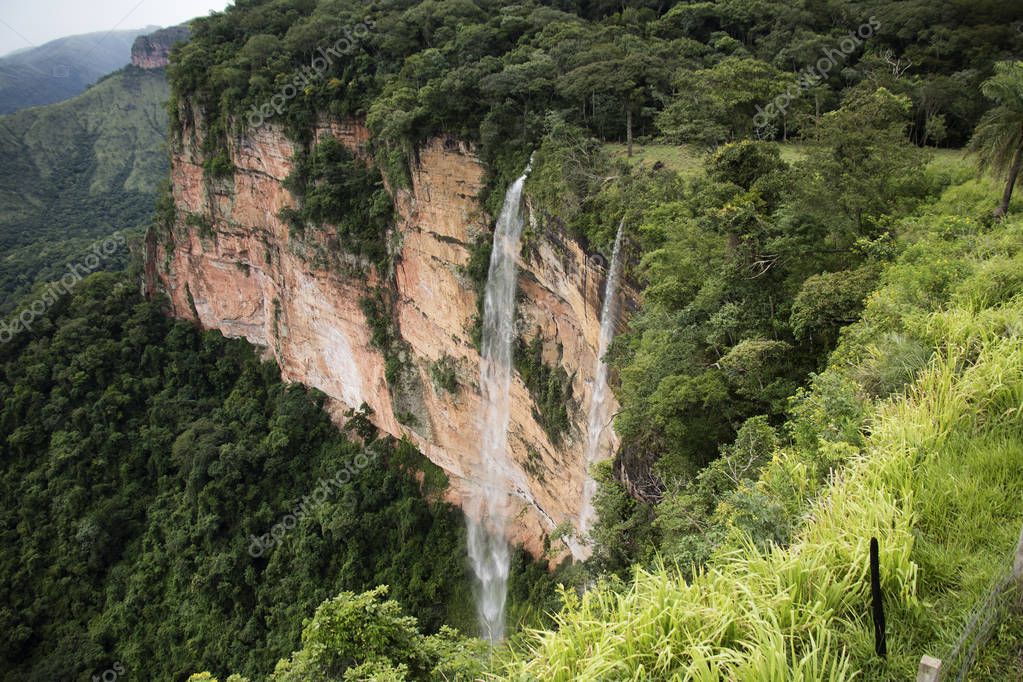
[0,28,154,114]
[0,65,169,315]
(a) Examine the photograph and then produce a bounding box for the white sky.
[0,0,232,56]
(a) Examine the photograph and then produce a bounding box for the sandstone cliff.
[131,26,190,69]
[145,106,631,559]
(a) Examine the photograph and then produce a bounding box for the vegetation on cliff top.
[169,0,1021,202]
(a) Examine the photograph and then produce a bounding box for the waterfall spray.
[578,221,625,538]
[466,164,530,643]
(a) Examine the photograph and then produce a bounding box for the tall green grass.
[499,192,1023,680]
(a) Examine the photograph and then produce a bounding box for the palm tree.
[969,61,1023,220]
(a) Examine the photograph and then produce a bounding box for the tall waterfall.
[467,166,530,644]
[578,221,625,538]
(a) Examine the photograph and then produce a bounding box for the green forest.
[2,0,1023,680]
[0,269,558,680]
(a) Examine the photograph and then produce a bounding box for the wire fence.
[932,551,1023,681]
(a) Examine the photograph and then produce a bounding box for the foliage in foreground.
[192,586,487,682]
[0,271,486,680]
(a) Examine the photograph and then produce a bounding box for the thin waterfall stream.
[578,221,625,539]
[466,164,530,644]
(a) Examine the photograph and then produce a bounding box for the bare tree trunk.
[995,143,1023,220]
[814,94,821,143]
[626,106,633,158]
[726,231,740,257]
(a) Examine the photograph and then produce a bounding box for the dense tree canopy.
[171,0,1023,191]
[0,271,557,680]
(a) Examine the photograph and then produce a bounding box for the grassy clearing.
[606,141,811,176]
[499,184,1023,680]
[606,142,973,180]
[605,143,712,177]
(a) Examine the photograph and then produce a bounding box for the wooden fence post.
[916,655,942,682]
[871,537,887,657]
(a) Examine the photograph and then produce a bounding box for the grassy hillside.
[0,28,153,114]
[500,179,1023,679]
[0,65,168,315]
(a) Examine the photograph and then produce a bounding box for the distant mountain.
[0,64,169,314]
[0,28,157,114]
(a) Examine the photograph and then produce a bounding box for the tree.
[656,58,789,145]
[653,415,780,568]
[784,88,928,253]
[790,264,881,346]
[968,61,1023,219]
[267,587,485,682]
[480,49,557,137]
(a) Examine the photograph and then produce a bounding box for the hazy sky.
[0,0,232,56]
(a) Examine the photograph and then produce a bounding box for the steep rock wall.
[131,26,190,69]
[146,108,628,559]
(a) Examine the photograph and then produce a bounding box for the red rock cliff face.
[131,26,190,69]
[146,105,628,559]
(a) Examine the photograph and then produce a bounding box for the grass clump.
[430,355,460,395]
